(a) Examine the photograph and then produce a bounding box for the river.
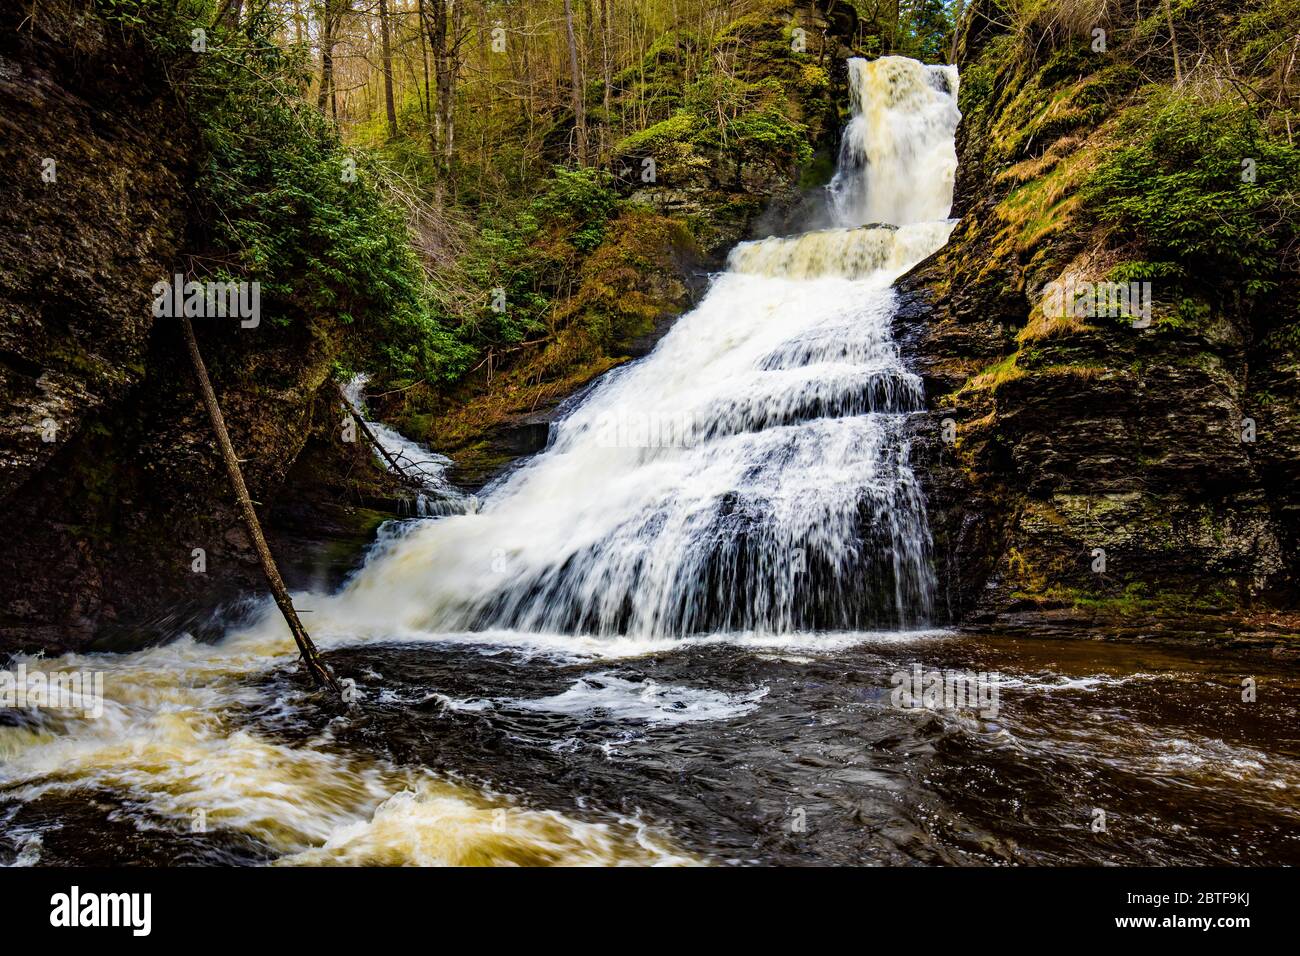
[1,56,1296,867]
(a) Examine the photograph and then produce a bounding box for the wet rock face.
[0,9,193,652]
[894,0,1299,630]
[897,264,1290,628]
[0,8,188,502]
[0,8,403,655]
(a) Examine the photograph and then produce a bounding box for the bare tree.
[317,0,337,114]
[600,0,612,155]
[417,0,437,151]
[424,0,460,162]
[1162,0,1184,84]
[563,0,587,165]
[378,0,398,138]
[181,318,342,697]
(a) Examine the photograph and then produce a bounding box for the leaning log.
[181,318,342,696]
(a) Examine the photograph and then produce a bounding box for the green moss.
[614,113,701,156]
[1020,581,1242,617]
[961,353,1024,394]
[561,209,699,352]
[998,148,1093,247]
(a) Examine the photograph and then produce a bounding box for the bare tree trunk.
[563,0,587,166]
[428,0,453,161]
[600,0,611,156]
[519,0,534,122]
[417,0,436,152]
[949,0,964,63]
[182,318,341,696]
[444,0,461,163]
[317,0,335,112]
[336,383,420,483]
[1162,0,1183,84]
[582,0,595,101]
[379,0,398,138]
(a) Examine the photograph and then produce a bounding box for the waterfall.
[331,55,962,639]
[0,56,963,867]
[341,374,474,517]
[829,57,960,228]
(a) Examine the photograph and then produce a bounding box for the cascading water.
[7,59,1297,869]
[341,374,473,517]
[329,55,961,639]
[0,55,963,867]
[829,57,960,228]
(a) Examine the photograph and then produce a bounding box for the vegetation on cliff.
[901,0,1300,629]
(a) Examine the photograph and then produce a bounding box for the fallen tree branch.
[335,382,426,489]
[182,318,342,697]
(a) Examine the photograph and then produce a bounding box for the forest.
[1,0,1299,893]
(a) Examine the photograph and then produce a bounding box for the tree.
[563,0,587,165]
[378,0,398,138]
[317,0,337,116]
[181,318,342,697]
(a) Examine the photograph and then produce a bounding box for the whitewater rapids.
[0,56,962,866]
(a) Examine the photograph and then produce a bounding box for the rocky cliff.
[0,4,405,654]
[897,0,1300,636]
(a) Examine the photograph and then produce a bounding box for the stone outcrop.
[895,0,1299,634]
[0,6,404,654]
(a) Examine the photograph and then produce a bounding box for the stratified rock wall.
[0,5,400,653]
[896,0,1299,632]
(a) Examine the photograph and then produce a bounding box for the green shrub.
[458,167,619,350]
[102,0,475,384]
[1085,88,1300,297]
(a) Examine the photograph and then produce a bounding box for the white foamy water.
[509,673,769,725]
[829,57,960,228]
[342,374,473,517]
[0,56,962,866]
[320,56,962,640]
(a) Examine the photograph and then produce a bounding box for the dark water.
[4,628,1297,866]
[254,631,1297,865]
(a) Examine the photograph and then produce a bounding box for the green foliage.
[897,0,957,62]
[459,167,619,350]
[615,113,701,156]
[529,168,618,252]
[727,107,813,168]
[616,70,811,186]
[609,6,823,193]
[107,0,474,384]
[1232,0,1300,72]
[851,0,958,63]
[1085,89,1300,296]
[1105,260,1188,284]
